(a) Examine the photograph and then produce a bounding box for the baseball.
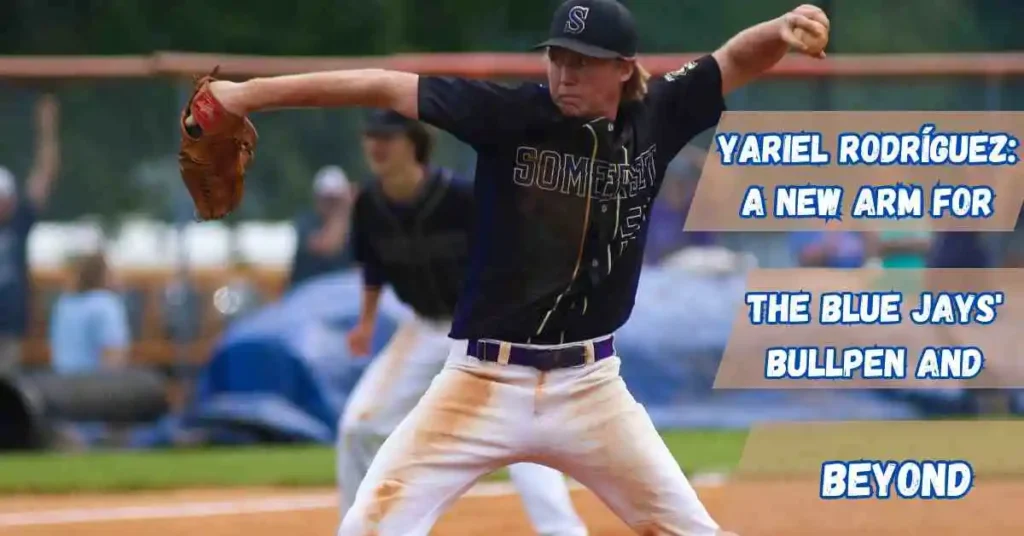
[794,22,828,54]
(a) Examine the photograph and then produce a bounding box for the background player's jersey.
[351,168,472,320]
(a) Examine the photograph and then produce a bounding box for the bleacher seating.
[32,219,299,270]
[21,218,298,368]
[24,267,288,368]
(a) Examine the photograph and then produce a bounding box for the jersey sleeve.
[647,54,727,154]
[418,76,538,147]
[351,193,386,287]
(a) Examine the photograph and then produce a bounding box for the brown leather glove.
[178,68,258,221]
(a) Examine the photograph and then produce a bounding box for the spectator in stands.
[288,166,356,289]
[645,148,716,264]
[789,231,867,268]
[0,95,60,374]
[49,253,130,374]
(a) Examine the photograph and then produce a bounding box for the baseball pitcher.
[177,0,829,534]
[338,109,587,535]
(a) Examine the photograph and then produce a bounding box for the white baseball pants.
[337,336,722,536]
[337,317,588,535]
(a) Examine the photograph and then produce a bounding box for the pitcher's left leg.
[541,357,724,536]
[508,462,589,536]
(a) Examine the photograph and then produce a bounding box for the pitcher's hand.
[780,4,830,58]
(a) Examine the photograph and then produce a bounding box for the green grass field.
[0,430,747,494]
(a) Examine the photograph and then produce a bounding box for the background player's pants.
[336,317,587,536]
[337,338,723,536]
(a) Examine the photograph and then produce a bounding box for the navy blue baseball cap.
[364,109,416,136]
[362,109,434,163]
[534,0,638,59]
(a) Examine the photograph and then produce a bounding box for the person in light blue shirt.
[50,253,130,374]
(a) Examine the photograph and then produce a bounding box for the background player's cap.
[362,109,434,164]
[364,109,416,136]
[0,167,16,199]
[313,166,351,198]
[534,0,638,59]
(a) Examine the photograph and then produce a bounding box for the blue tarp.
[156,266,983,446]
[179,271,410,444]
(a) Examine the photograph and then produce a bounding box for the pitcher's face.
[546,47,632,118]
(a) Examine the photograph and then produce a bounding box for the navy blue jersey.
[351,168,473,320]
[0,196,37,336]
[418,55,726,344]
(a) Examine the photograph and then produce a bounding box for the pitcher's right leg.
[337,359,527,536]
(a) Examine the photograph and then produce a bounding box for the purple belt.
[467,337,615,371]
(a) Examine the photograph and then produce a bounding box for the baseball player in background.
[183,0,830,533]
[338,109,588,535]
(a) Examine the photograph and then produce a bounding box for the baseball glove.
[178,67,258,221]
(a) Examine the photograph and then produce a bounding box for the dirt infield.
[1,480,1022,535]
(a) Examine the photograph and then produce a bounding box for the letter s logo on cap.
[564,6,589,34]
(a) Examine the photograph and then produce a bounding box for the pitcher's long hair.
[622,61,651,102]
